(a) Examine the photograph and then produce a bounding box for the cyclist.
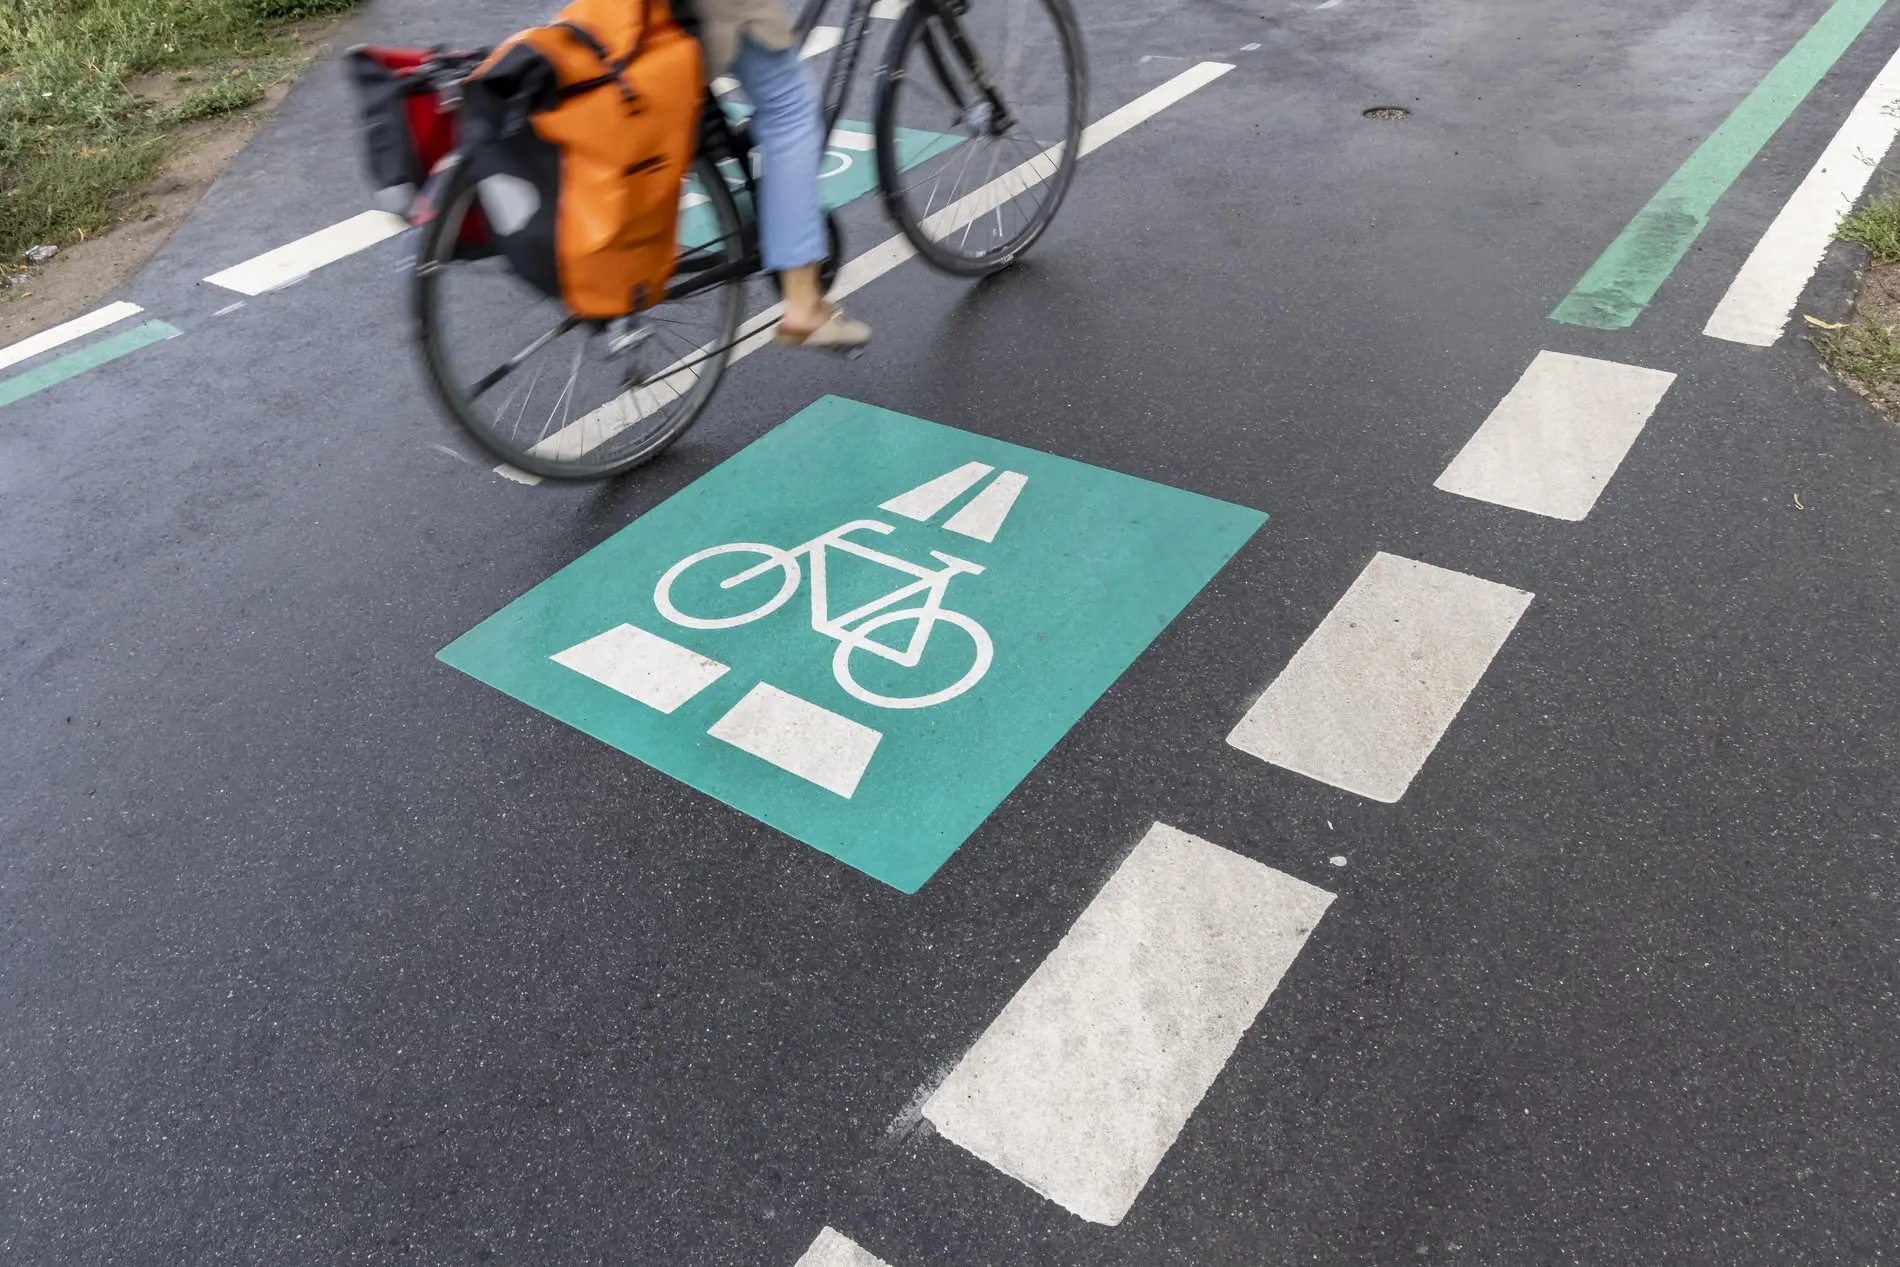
[693,0,871,351]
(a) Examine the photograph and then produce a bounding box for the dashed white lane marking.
[1227,553,1533,803]
[501,63,1237,479]
[803,25,843,57]
[0,300,141,373]
[1434,351,1677,521]
[495,462,542,485]
[880,460,994,519]
[551,623,730,713]
[942,470,1027,542]
[869,0,908,18]
[1705,43,1900,345]
[204,210,406,295]
[923,822,1334,1227]
[794,1227,891,1267]
[708,682,883,798]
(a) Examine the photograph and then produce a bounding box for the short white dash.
[869,0,907,18]
[802,25,843,58]
[880,461,994,521]
[0,300,142,373]
[1240,42,1262,50]
[793,1227,890,1267]
[203,210,406,295]
[708,683,882,798]
[924,822,1335,1226]
[494,463,543,485]
[1228,553,1533,803]
[552,623,730,714]
[1435,351,1676,521]
[213,302,245,316]
[1707,43,1900,346]
[942,470,1027,542]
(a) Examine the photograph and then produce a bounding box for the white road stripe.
[923,822,1335,1227]
[551,623,730,713]
[1706,43,1900,346]
[794,1228,890,1267]
[1228,554,1533,803]
[1434,351,1676,521]
[803,25,843,57]
[880,461,994,519]
[942,470,1027,541]
[708,683,882,798]
[0,301,142,373]
[498,62,1236,477]
[869,0,907,18]
[828,128,878,151]
[204,210,406,295]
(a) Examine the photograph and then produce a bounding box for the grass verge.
[1,0,359,278]
[1812,186,1900,416]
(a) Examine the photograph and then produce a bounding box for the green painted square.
[440,397,1265,891]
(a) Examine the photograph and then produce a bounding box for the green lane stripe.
[1551,0,1891,329]
[0,320,181,409]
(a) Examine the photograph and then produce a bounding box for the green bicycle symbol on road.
[654,519,994,710]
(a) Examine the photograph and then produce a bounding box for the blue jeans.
[729,37,827,273]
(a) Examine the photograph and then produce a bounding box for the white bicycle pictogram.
[654,519,993,710]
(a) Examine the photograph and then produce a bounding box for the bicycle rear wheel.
[872,0,1087,277]
[413,153,747,480]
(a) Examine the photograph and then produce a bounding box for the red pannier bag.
[343,45,492,251]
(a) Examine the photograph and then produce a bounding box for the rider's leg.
[727,36,870,348]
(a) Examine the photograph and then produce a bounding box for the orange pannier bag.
[457,0,703,317]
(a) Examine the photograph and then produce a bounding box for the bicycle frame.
[731,520,983,666]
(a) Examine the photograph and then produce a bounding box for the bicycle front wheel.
[413,152,747,480]
[873,0,1087,276]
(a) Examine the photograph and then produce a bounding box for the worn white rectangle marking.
[870,0,907,17]
[828,128,877,151]
[1228,553,1532,803]
[708,683,881,798]
[1434,351,1676,521]
[1706,44,1900,346]
[924,822,1334,1226]
[793,1227,890,1267]
[0,301,142,372]
[943,470,1027,541]
[494,463,543,485]
[204,210,406,295]
[802,25,842,57]
[551,623,730,713]
[501,63,1238,479]
[881,461,994,520]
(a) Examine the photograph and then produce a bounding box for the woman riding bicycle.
[695,0,871,351]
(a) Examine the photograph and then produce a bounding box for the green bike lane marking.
[0,320,181,410]
[440,396,1265,893]
[1552,0,1890,330]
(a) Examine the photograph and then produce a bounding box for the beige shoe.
[775,303,871,353]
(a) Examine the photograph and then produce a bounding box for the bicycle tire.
[413,152,748,481]
[872,0,1088,277]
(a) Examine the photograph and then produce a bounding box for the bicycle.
[654,518,993,709]
[412,0,1087,481]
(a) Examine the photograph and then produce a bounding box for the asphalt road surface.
[5,0,1899,1263]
